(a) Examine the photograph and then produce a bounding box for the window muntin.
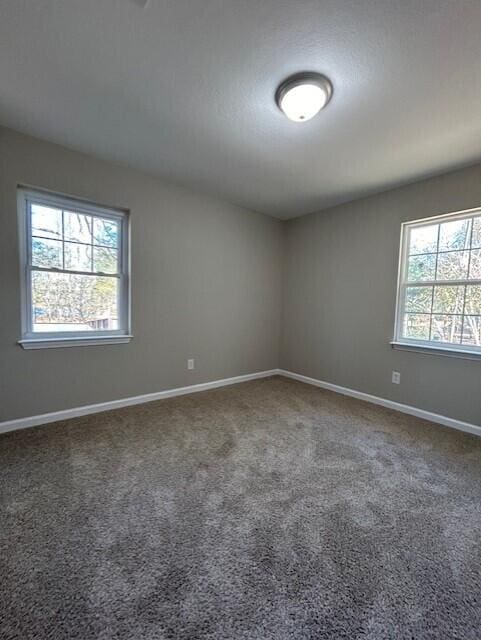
[395,209,481,353]
[19,189,130,343]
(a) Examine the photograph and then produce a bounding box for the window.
[393,207,481,357]
[18,188,131,349]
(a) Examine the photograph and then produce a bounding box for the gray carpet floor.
[1,376,481,639]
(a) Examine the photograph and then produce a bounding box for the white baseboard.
[0,369,280,435]
[278,369,481,437]
[2,367,479,439]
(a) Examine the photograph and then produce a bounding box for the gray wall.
[281,165,481,425]
[0,127,282,421]
[2,126,480,426]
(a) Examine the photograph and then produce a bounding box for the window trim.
[392,205,481,359]
[17,187,132,349]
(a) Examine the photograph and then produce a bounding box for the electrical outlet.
[392,371,401,384]
[187,358,195,370]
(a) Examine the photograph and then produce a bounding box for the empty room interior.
[1,1,481,638]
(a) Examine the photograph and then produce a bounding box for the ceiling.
[1,1,481,219]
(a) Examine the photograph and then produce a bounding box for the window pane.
[31,271,118,332]
[64,211,93,244]
[93,247,118,274]
[64,242,92,272]
[436,251,469,280]
[439,218,471,251]
[93,218,118,248]
[432,285,465,314]
[405,287,432,313]
[408,225,438,255]
[407,254,436,281]
[465,285,481,315]
[471,217,481,249]
[469,249,481,279]
[31,204,62,240]
[430,315,462,344]
[399,213,481,350]
[462,316,481,347]
[402,313,430,340]
[31,237,62,268]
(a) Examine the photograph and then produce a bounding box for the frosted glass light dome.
[276,73,332,122]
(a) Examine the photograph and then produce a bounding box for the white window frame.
[392,206,481,360]
[17,187,132,349]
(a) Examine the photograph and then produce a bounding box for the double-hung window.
[18,188,131,349]
[393,208,481,357]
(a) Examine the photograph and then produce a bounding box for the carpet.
[1,376,480,639]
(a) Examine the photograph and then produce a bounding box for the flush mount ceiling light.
[276,72,333,122]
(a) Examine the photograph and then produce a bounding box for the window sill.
[18,335,133,350]
[390,341,481,361]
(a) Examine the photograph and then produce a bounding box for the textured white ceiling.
[1,0,481,219]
